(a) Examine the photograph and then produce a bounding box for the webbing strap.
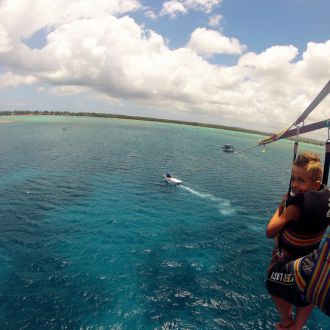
[260,125,292,145]
[294,80,330,126]
[292,140,299,161]
[279,119,330,140]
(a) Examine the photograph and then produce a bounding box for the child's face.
[291,165,320,195]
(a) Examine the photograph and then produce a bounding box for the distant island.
[0,110,324,146]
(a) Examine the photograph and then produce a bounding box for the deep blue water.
[0,115,329,329]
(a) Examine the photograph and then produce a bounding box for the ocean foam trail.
[181,186,218,201]
[181,186,235,216]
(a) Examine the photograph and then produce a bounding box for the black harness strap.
[287,126,300,194]
[322,141,330,185]
[288,140,299,194]
[322,122,330,185]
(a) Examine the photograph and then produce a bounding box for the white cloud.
[49,85,87,96]
[187,28,246,56]
[0,71,37,88]
[36,86,47,92]
[296,41,330,82]
[160,0,221,17]
[144,9,158,20]
[0,24,13,52]
[160,1,187,17]
[0,0,330,134]
[238,45,298,69]
[184,0,222,13]
[88,92,124,106]
[208,14,222,27]
[0,0,142,42]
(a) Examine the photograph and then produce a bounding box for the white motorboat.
[222,143,234,152]
[164,173,183,185]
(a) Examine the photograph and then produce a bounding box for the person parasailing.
[259,79,330,330]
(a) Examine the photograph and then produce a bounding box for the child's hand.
[282,193,289,203]
[278,193,289,215]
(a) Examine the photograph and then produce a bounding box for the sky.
[1,0,330,137]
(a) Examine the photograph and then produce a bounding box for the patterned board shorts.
[266,259,309,307]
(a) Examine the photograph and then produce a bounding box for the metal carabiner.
[295,121,304,142]
[259,138,266,153]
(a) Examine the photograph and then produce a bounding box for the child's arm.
[266,203,300,238]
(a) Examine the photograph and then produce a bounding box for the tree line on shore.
[0,110,324,146]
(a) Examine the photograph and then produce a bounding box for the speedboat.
[163,173,183,185]
[222,143,234,152]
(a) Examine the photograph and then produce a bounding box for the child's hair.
[293,152,322,182]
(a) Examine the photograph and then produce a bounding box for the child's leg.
[272,295,293,327]
[289,304,314,330]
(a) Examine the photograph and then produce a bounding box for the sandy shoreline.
[0,120,13,123]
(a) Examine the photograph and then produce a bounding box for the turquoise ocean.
[0,115,329,329]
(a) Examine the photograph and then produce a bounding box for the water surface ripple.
[0,116,327,329]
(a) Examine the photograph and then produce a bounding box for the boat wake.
[180,185,235,216]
